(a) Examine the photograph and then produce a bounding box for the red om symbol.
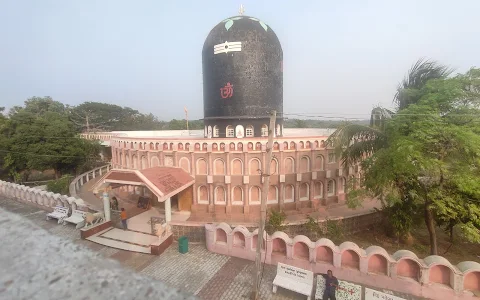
[220,82,233,99]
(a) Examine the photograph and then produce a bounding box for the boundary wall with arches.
[205,223,480,300]
[0,180,88,213]
[108,134,360,217]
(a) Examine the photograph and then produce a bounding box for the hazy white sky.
[0,0,478,120]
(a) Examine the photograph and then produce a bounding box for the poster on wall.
[315,276,361,300]
[365,288,406,300]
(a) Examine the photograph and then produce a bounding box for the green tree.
[1,101,101,181]
[69,102,141,132]
[346,70,480,254]
[328,58,453,167]
[9,96,66,116]
[292,119,308,128]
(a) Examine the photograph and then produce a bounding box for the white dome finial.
[239,4,245,15]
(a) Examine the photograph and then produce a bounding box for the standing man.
[120,208,128,230]
[321,270,339,300]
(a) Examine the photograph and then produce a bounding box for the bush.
[324,219,345,243]
[266,209,286,235]
[46,176,72,195]
[303,215,321,240]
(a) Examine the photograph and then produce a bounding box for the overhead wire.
[0,150,104,160]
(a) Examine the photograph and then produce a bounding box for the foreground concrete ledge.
[80,220,113,239]
[0,208,196,300]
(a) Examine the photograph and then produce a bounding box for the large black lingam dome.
[202,15,283,138]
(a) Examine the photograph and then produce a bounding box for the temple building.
[89,11,359,222]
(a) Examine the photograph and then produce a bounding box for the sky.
[0,0,479,120]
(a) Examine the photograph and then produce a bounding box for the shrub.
[324,218,344,243]
[46,176,72,195]
[266,209,286,235]
[303,215,321,240]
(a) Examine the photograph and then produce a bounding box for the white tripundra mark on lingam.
[214,41,241,54]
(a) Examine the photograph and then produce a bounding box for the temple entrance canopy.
[93,166,195,223]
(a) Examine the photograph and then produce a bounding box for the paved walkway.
[0,197,303,299]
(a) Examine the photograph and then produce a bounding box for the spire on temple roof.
[239,4,245,16]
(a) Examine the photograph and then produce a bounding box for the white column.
[165,197,172,223]
[102,191,111,221]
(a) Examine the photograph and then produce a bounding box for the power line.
[3,136,92,140]
[281,112,480,118]
[0,150,103,159]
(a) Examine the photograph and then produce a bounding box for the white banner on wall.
[365,288,406,300]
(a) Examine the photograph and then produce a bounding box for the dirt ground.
[345,223,479,265]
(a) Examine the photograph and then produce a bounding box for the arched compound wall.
[205,223,480,300]
[0,181,87,214]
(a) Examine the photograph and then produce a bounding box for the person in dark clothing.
[321,270,339,300]
[111,197,119,211]
[120,208,128,230]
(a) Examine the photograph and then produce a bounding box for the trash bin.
[178,236,188,254]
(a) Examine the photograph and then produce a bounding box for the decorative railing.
[0,180,86,212]
[206,223,480,300]
[79,133,119,142]
[69,164,111,197]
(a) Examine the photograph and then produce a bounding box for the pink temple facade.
[104,131,359,220]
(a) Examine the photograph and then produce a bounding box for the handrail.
[69,164,111,197]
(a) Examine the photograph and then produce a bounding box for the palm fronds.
[394,58,453,110]
[327,122,386,167]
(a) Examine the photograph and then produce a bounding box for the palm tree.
[394,59,453,110]
[328,58,453,167]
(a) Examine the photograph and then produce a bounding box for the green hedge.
[46,176,73,195]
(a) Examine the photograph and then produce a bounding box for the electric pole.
[184,106,189,131]
[251,110,276,300]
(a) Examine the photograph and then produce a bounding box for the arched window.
[315,155,325,170]
[300,156,310,172]
[231,159,243,175]
[179,157,190,173]
[284,157,295,174]
[327,180,336,196]
[276,124,281,136]
[261,124,268,137]
[207,126,212,138]
[314,181,323,199]
[196,158,208,175]
[300,183,309,200]
[339,177,347,193]
[232,186,243,205]
[132,155,138,169]
[268,186,278,204]
[214,186,226,204]
[246,125,254,137]
[270,158,278,175]
[151,156,160,167]
[226,125,234,137]
[249,158,261,175]
[141,156,147,169]
[285,185,294,203]
[250,186,261,204]
[214,159,225,175]
[213,125,219,137]
[198,186,209,204]
[235,125,244,138]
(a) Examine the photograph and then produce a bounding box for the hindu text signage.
[277,263,313,284]
[365,288,406,300]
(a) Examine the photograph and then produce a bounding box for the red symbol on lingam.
[220,82,233,98]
